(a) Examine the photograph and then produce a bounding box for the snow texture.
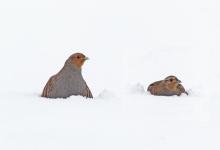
[0,0,220,149]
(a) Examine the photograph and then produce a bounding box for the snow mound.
[97,89,117,99]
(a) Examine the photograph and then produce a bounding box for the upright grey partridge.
[41,53,93,99]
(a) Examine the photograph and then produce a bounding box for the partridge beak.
[84,57,89,61]
[177,79,182,83]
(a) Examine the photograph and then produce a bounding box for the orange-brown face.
[164,76,181,84]
[69,53,89,69]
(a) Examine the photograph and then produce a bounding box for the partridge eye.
[169,79,173,82]
[77,56,80,59]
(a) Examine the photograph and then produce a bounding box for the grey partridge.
[41,53,93,99]
[147,75,188,96]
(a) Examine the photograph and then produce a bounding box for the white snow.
[0,0,220,149]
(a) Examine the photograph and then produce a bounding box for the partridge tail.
[147,84,153,91]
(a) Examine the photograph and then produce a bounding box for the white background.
[0,0,220,149]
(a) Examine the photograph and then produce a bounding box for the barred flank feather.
[177,84,188,95]
[85,84,93,98]
[41,76,54,98]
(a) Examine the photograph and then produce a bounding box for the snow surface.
[0,0,220,149]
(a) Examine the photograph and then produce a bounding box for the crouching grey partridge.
[147,75,188,96]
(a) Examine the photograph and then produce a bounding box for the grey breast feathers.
[42,65,93,99]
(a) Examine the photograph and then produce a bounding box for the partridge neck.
[65,63,82,73]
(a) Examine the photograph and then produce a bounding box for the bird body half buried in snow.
[41,53,93,99]
[147,75,188,96]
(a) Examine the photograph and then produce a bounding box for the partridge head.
[66,53,89,69]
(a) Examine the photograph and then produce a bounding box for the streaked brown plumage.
[41,53,93,99]
[147,75,188,96]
